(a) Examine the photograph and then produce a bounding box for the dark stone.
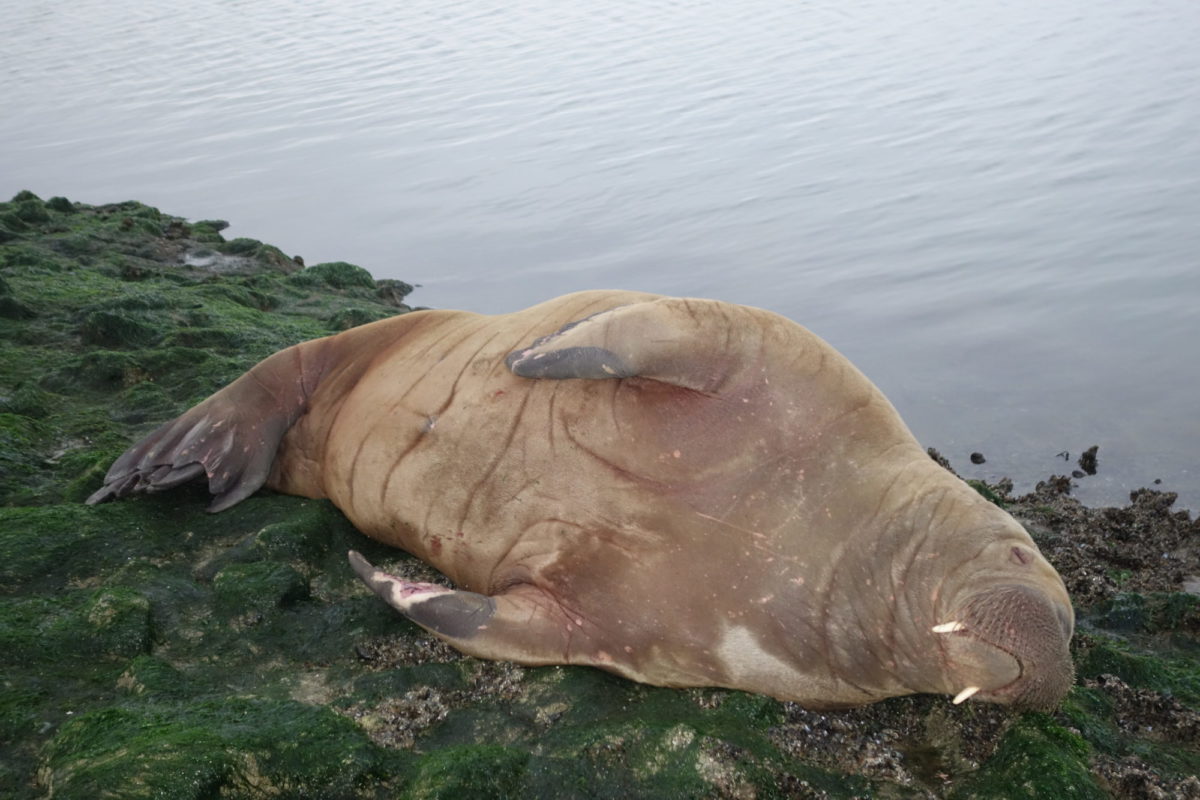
[46,196,76,214]
[79,309,161,348]
[293,261,377,290]
[1078,445,1099,476]
[0,295,36,319]
[377,278,415,306]
[218,237,262,256]
[327,306,395,331]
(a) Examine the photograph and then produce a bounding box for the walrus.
[87,291,1075,709]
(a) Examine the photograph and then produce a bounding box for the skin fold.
[88,290,1075,709]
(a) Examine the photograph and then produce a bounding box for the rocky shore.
[1,191,1196,798]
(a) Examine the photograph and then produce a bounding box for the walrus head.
[930,539,1075,710]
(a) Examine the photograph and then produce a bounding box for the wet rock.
[41,699,389,800]
[13,197,51,227]
[927,446,954,472]
[79,309,162,348]
[0,295,36,319]
[327,305,397,331]
[406,745,530,799]
[292,260,377,290]
[1079,445,1099,476]
[1036,474,1074,495]
[212,562,310,615]
[45,197,76,214]
[0,275,36,319]
[377,278,416,307]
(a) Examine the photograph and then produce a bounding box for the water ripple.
[2,0,1199,506]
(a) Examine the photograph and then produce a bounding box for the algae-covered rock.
[327,305,398,331]
[292,260,378,290]
[405,745,530,799]
[949,715,1102,799]
[213,562,310,615]
[0,587,151,663]
[0,190,1196,798]
[42,700,393,800]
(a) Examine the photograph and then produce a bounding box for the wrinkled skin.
[89,291,1075,709]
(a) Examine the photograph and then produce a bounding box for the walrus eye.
[1010,546,1030,566]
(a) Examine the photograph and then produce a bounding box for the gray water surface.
[3,0,1198,508]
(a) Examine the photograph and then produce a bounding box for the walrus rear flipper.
[349,551,607,668]
[86,342,323,512]
[505,297,769,394]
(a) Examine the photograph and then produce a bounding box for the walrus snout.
[941,584,1075,709]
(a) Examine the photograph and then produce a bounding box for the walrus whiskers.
[932,621,966,633]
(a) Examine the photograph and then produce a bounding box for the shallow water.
[3,0,1198,508]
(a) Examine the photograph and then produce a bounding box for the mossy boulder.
[42,700,390,800]
[80,308,163,348]
[327,305,396,331]
[949,715,1102,799]
[212,562,310,615]
[292,260,378,290]
[0,588,151,664]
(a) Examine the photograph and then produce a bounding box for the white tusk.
[932,621,966,633]
[952,686,981,705]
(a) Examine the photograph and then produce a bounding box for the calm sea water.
[3,0,1198,509]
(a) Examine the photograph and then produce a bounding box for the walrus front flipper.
[505,297,769,393]
[349,551,601,667]
[86,342,325,512]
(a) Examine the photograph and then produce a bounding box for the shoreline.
[1,191,1196,798]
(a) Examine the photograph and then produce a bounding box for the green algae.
[0,587,151,664]
[949,714,1103,799]
[1074,633,1200,705]
[1095,591,1200,635]
[213,562,310,615]
[404,745,530,799]
[43,699,395,800]
[966,479,1006,508]
[291,260,377,290]
[1,190,1196,798]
